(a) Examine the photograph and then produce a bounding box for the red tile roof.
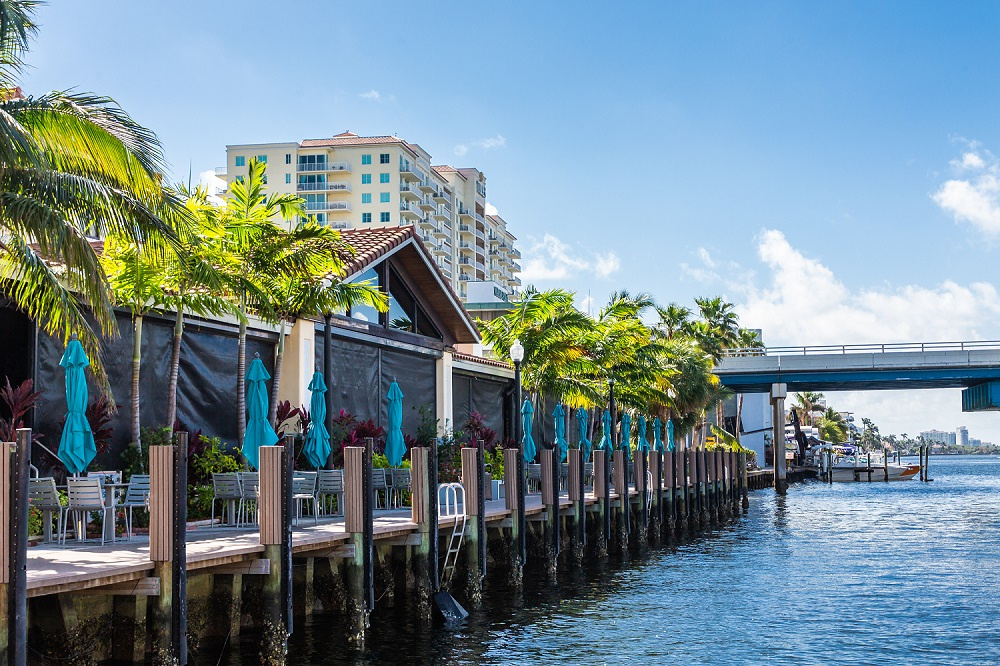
[301,133,413,149]
[432,165,466,180]
[337,226,413,277]
[452,351,513,370]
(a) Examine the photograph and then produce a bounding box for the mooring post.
[730,451,739,515]
[503,447,523,586]
[460,447,483,604]
[611,450,627,554]
[648,450,660,543]
[924,445,931,482]
[259,437,294,655]
[0,429,29,666]
[697,443,709,527]
[676,447,687,532]
[715,450,725,519]
[770,383,788,494]
[539,449,559,579]
[593,450,609,559]
[567,447,584,565]
[343,442,373,640]
[149,433,188,664]
[706,447,717,523]
[663,450,675,534]
[740,451,750,510]
[410,447,433,618]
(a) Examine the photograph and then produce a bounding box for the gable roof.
[338,226,480,344]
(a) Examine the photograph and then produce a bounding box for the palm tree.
[1,2,182,389]
[732,328,763,440]
[656,303,692,339]
[818,407,848,443]
[694,296,740,356]
[792,391,825,426]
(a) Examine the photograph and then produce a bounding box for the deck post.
[706,447,717,523]
[740,452,750,510]
[648,451,660,544]
[663,451,675,535]
[771,383,788,495]
[539,449,558,579]
[258,437,293,655]
[460,447,483,604]
[675,448,687,533]
[714,450,724,520]
[410,446,435,619]
[344,442,373,641]
[633,451,648,550]
[0,429,29,666]
[567,448,584,565]
[697,444,709,527]
[593,450,608,559]
[149,432,188,664]
[502,448,523,586]
[611,450,627,555]
[729,451,739,515]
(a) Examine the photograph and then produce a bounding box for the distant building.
[920,429,956,446]
[956,425,969,447]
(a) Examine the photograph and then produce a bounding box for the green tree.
[792,391,825,426]
[818,407,848,443]
[0,1,181,388]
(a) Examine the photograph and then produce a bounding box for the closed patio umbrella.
[600,410,613,458]
[552,403,568,462]
[637,415,649,453]
[303,372,331,469]
[385,380,406,467]
[621,412,632,461]
[653,417,664,453]
[667,418,675,452]
[57,337,96,475]
[576,408,592,461]
[243,354,278,470]
[521,399,536,463]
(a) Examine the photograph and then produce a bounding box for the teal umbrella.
[243,355,278,470]
[576,408,592,461]
[667,418,675,452]
[521,399,537,463]
[385,380,406,467]
[553,403,568,462]
[303,372,331,469]
[637,415,649,453]
[621,412,632,461]
[57,338,96,475]
[653,417,664,453]
[600,410,613,458]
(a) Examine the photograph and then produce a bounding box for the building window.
[380,192,390,203]
[234,156,246,167]
[362,154,372,165]
[285,153,292,164]
[262,175,268,184]
[285,173,291,184]
[234,175,245,184]
[380,172,390,184]
[257,155,267,163]
[379,153,390,164]
[380,212,390,223]
[362,173,372,185]
[362,212,372,223]
[362,193,372,204]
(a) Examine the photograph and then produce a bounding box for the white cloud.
[197,169,226,203]
[359,89,395,103]
[485,202,498,216]
[476,134,506,149]
[727,230,1000,441]
[453,144,469,157]
[697,247,717,268]
[576,294,595,315]
[519,233,620,283]
[932,143,1000,235]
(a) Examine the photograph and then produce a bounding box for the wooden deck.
[25,489,641,598]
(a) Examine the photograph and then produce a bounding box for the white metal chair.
[62,478,114,545]
[120,474,150,540]
[317,469,345,516]
[292,472,318,525]
[526,464,542,493]
[390,468,411,508]
[211,473,243,527]
[28,477,64,543]
[239,472,259,526]
[371,468,388,509]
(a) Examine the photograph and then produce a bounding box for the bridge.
[714,340,1000,410]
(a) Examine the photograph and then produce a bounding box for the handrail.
[722,340,1000,357]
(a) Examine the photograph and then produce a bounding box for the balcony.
[510,247,521,259]
[458,257,472,266]
[298,182,351,193]
[475,213,485,225]
[398,219,414,228]
[489,232,500,245]
[511,261,521,272]
[432,189,452,204]
[457,241,474,254]
[474,228,486,242]
[297,161,351,173]
[432,224,449,240]
[458,206,474,221]
[418,216,437,230]
[328,221,350,230]
[399,184,421,201]
[399,163,422,182]
[418,198,436,211]
[418,231,434,243]
[433,206,452,221]
[305,201,350,212]
[399,201,421,220]
[458,223,474,235]
[419,180,437,193]
[459,273,472,282]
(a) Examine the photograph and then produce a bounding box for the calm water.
[216,455,1000,664]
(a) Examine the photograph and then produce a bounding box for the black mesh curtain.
[453,372,506,437]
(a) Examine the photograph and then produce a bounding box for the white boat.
[809,444,920,482]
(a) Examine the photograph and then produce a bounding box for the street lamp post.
[510,339,526,565]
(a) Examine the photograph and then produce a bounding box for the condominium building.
[218,132,521,301]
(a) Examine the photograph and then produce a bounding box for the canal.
[215,455,1000,664]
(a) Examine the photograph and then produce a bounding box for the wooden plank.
[313,544,356,559]
[503,448,518,511]
[149,445,173,562]
[344,447,364,534]
[378,533,422,547]
[568,449,581,502]
[594,451,606,499]
[208,559,271,575]
[411,447,428,525]
[633,458,645,495]
[612,450,626,496]
[540,449,554,506]
[0,441,10,584]
[75,577,160,597]
[461,448,479,515]
[259,446,283,546]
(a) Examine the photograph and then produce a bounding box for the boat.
[809,444,920,482]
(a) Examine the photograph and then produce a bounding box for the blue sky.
[18,1,1000,441]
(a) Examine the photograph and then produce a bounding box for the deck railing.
[722,340,1000,357]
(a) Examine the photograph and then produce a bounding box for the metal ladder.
[439,482,467,586]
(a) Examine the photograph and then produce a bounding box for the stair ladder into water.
[439,482,467,587]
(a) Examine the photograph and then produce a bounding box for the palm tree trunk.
[736,393,744,443]
[131,314,143,453]
[269,318,287,427]
[237,308,247,447]
[166,306,184,428]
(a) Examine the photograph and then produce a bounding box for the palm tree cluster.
[791,391,850,443]
[479,288,761,446]
[1,4,385,451]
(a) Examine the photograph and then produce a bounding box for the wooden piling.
[259,437,294,653]
[540,449,559,578]
[343,443,372,640]
[410,447,435,618]
[0,429,29,666]
[503,448,524,585]
[771,383,788,494]
[740,451,750,511]
[649,451,661,543]
[697,445,709,527]
[460,447,484,603]
[149,432,188,664]
[567,448,585,565]
[663,451,675,533]
[676,448,688,532]
[612,450,628,554]
[593,450,609,559]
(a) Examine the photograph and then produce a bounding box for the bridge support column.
[771,383,788,495]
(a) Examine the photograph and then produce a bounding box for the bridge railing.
[722,340,1000,357]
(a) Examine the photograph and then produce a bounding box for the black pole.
[172,431,189,664]
[551,409,561,558]
[9,429,30,666]
[514,361,526,564]
[430,439,440,591]
[605,378,614,541]
[282,435,294,634]
[476,438,487,579]
[363,437,375,609]
[323,314,334,467]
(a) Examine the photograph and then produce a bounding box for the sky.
[16,1,1000,442]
